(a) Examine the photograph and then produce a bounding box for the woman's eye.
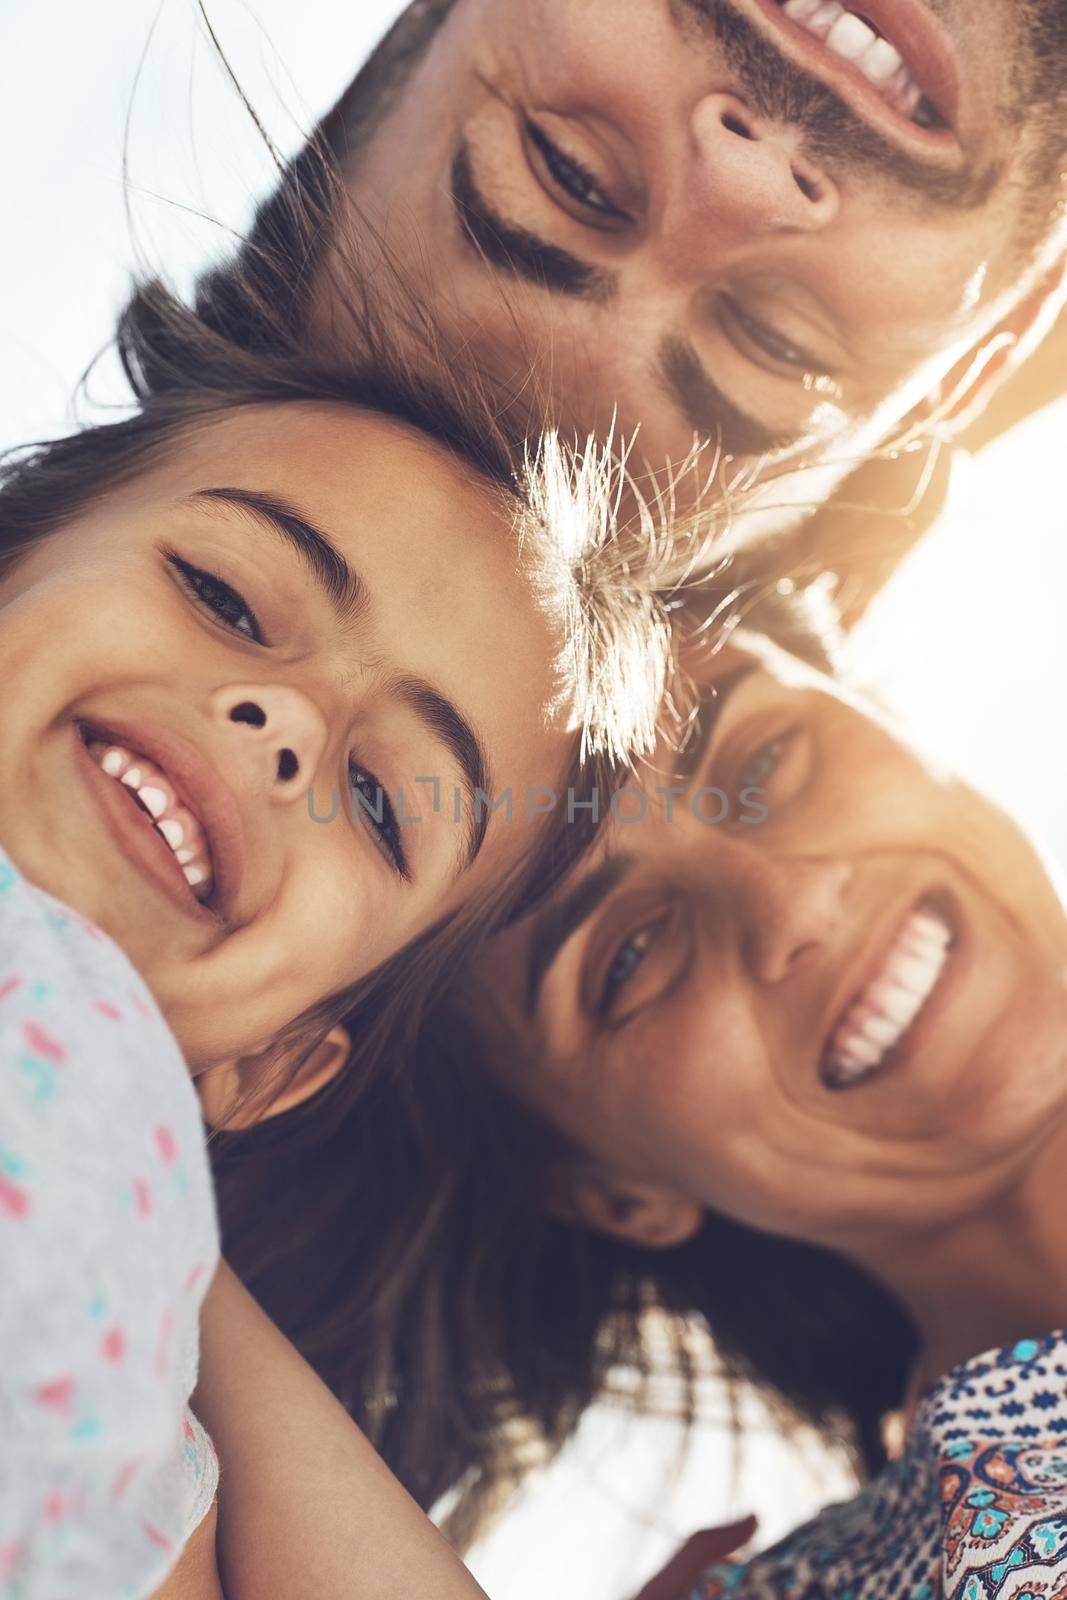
[166,553,263,643]
[598,926,656,1017]
[349,762,410,882]
[738,732,792,792]
[525,119,631,223]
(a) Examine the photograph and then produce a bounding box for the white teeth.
[183,865,206,888]
[862,36,904,83]
[826,11,877,60]
[158,818,185,851]
[824,908,953,1089]
[101,748,127,777]
[175,848,194,866]
[137,785,168,820]
[121,767,143,790]
[783,0,823,21]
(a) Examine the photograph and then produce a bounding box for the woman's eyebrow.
[186,487,368,624]
[450,140,616,302]
[524,852,636,1015]
[672,663,760,786]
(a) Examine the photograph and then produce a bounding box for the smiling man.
[199,0,1067,548]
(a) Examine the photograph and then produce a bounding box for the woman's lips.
[72,716,245,925]
[821,896,959,1090]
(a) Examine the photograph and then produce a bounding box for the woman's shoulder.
[692,1331,1067,1600]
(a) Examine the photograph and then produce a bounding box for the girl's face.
[480,637,1067,1255]
[0,404,572,1068]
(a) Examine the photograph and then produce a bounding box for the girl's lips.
[71,716,245,925]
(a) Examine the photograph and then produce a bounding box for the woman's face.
[479,636,1067,1254]
[0,404,572,1068]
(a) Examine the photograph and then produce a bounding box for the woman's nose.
[685,93,839,244]
[212,684,329,800]
[741,857,854,985]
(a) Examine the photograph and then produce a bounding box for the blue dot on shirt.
[1013,1340,1040,1362]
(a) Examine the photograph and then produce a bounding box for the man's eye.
[738,732,792,792]
[525,119,631,224]
[349,763,410,882]
[719,295,832,380]
[166,552,263,643]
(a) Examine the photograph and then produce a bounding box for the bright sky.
[3,4,1064,1596]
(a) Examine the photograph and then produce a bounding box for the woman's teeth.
[823,907,953,1090]
[779,1,926,122]
[89,741,215,900]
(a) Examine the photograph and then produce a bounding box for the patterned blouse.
[694,1330,1067,1600]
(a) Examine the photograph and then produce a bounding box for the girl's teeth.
[175,848,195,866]
[121,767,144,790]
[101,748,127,777]
[158,818,185,851]
[183,865,206,888]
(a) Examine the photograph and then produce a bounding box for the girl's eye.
[166,553,263,643]
[349,762,410,882]
[525,119,631,224]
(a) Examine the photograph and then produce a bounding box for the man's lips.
[72,716,245,925]
[747,0,964,158]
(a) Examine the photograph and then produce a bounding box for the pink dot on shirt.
[34,1376,75,1413]
[155,1124,179,1164]
[133,1176,153,1218]
[0,975,22,1003]
[23,1021,67,1064]
[93,999,123,1021]
[0,1173,29,1218]
[101,1325,127,1364]
[142,1521,175,1553]
[111,1458,143,1503]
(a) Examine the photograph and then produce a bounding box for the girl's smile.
[0,402,577,1069]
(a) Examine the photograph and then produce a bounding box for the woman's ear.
[197,1025,352,1131]
[546,1165,703,1250]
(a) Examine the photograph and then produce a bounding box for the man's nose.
[681,93,838,250]
[211,683,330,802]
[738,856,853,985]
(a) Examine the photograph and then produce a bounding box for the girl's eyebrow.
[186,487,369,624]
[183,485,492,876]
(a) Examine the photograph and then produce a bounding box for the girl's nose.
[212,684,330,800]
[685,93,839,245]
[740,856,854,985]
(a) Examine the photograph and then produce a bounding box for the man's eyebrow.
[525,853,636,1016]
[660,337,804,459]
[450,140,616,303]
[671,663,759,787]
[187,488,368,624]
[391,676,493,874]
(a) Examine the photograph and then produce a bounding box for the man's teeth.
[92,741,215,899]
[823,909,952,1090]
[781,1,922,118]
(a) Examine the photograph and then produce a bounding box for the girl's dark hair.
[0,268,664,1121]
[214,572,918,1550]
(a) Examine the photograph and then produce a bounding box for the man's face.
[319,0,1066,521]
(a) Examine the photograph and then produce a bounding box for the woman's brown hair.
[213,574,919,1550]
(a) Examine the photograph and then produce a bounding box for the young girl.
[0,281,668,1596]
